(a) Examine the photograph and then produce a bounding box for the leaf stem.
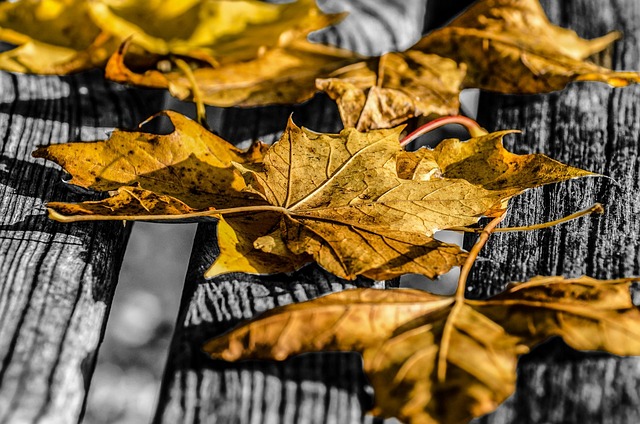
[399,116,488,148]
[47,205,290,223]
[376,55,387,88]
[437,211,506,383]
[456,212,507,300]
[174,57,208,128]
[448,203,604,233]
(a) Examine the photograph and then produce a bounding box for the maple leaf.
[71,0,637,131]
[0,0,341,75]
[103,0,360,107]
[0,0,115,74]
[90,0,340,63]
[106,37,359,108]
[204,276,640,424]
[35,113,591,280]
[316,52,466,131]
[416,0,640,93]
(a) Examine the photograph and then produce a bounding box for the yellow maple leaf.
[0,0,114,73]
[89,0,340,63]
[58,0,635,133]
[0,0,341,74]
[106,37,358,107]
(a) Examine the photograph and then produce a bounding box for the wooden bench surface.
[0,72,162,422]
[1,0,639,423]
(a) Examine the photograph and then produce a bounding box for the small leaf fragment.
[317,52,466,131]
[207,215,312,278]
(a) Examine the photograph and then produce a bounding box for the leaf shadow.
[0,70,166,130]
[524,337,614,364]
[206,93,343,145]
[0,155,110,235]
[0,156,133,300]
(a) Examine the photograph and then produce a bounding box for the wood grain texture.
[311,0,426,55]
[0,72,162,423]
[153,2,432,423]
[470,0,640,422]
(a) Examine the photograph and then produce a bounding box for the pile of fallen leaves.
[2,0,639,129]
[12,0,640,423]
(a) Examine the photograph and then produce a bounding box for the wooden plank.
[153,2,434,423]
[0,71,162,423]
[470,0,640,422]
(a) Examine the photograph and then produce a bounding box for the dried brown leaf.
[36,113,592,280]
[204,277,640,424]
[416,0,640,93]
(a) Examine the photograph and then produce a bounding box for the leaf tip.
[202,337,243,362]
[285,114,304,134]
[105,38,132,81]
[31,145,49,160]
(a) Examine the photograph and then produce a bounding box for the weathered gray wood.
[153,2,430,423]
[469,0,640,422]
[0,72,162,423]
[311,0,426,55]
